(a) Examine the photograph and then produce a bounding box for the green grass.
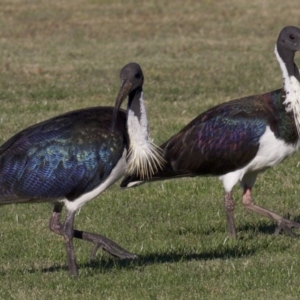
[1,0,300,299]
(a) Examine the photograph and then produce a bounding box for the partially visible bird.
[0,62,164,276]
[121,26,300,238]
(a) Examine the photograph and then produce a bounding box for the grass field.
[1,0,300,299]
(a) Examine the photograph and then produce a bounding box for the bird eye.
[135,73,142,79]
[290,34,295,40]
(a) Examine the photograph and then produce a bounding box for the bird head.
[112,63,144,130]
[277,26,300,52]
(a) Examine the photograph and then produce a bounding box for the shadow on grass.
[237,215,300,236]
[176,222,279,236]
[189,215,300,237]
[237,222,277,235]
[20,216,300,275]
[39,242,259,274]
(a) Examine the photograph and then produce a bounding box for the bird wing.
[120,111,265,187]
[0,107,127,204]
[121,89,296,187]
[161,99,268,175]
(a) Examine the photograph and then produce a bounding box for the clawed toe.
[73,229,138,261]
[274,219,300,237]
[90,242,138,261]
[84,232,138,261]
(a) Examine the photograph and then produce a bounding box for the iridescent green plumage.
[0,107,127,204]
[0,62,159,276]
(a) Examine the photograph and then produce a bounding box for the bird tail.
[120,160,192,188]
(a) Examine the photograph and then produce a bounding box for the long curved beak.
[111,80,133,131]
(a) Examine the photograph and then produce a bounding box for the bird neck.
[126,89,164,179]
[275,44,300,136]
[127,89,148,131]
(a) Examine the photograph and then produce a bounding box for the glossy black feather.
[121,88,298,186]
[0,107,128,204]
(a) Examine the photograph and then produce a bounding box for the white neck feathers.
[275,45,300,136]
[126,92,164,179]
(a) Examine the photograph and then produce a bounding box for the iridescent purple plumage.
[122,26,300,238]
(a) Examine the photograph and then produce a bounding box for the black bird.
[121,26,300,238]
[0,62,164,276]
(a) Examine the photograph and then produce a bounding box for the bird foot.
[242,199,300,238]
[89,234,138,261]
[73,230,138,261]
[274,218,300,237]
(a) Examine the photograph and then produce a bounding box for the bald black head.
[276,26,300,80]
[277,26,300,52]
[112,62,145,129]
[119,62,144,92]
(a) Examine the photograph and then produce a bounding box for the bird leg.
[242,186,300,237]
[73,230,138,261]
[224,191,237,238]
[49,204,138,262]
[49,204,64,235]
[63,210,78,276]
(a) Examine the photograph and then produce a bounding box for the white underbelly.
[246,126,298,171]
[220,126,299,191]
